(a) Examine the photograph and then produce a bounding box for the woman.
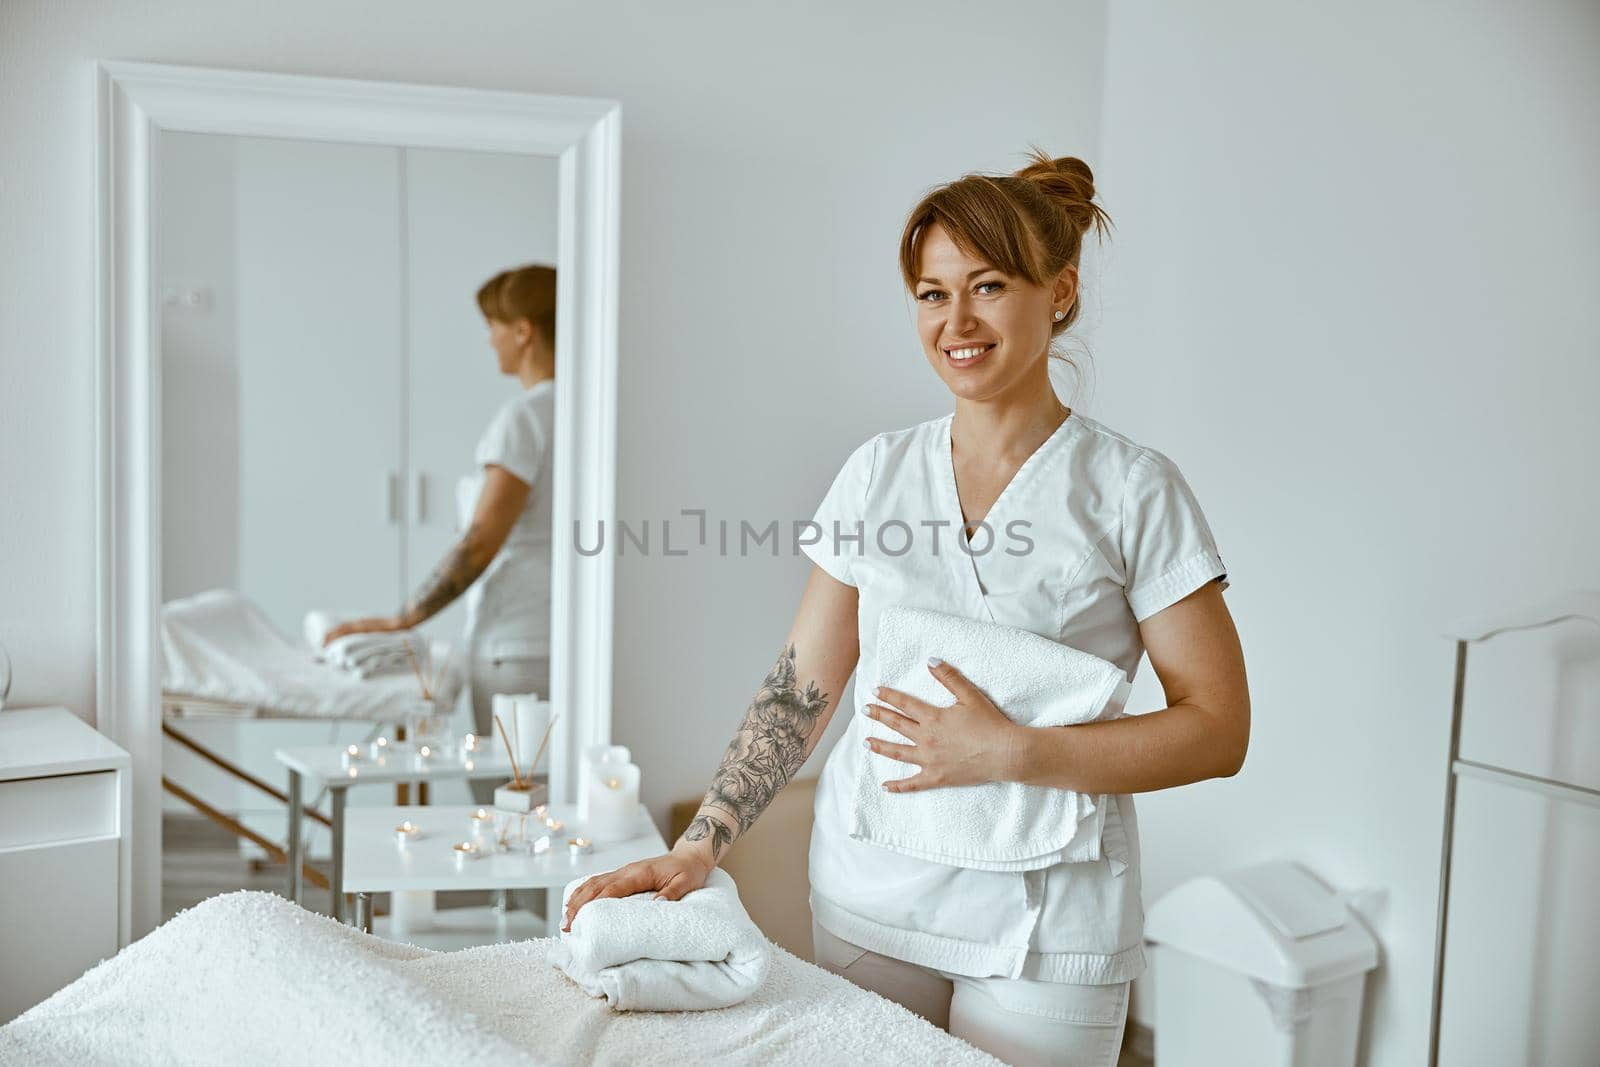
[563,153,1249,1067]
[324,265,558,803]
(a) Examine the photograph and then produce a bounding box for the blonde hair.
[898,148,1113,376]
[476,264,557,351]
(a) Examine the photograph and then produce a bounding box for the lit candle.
[412,744,434,771]
[578,745,632,823]
[567,837,593,857]
[340,744,362,769]
[543,816,564,834]
[394,821,421,847]
[369,736,390,761]
[451,841,476,869]
[459,733,480,761]
[532,804,549,821]
[469,808,496,839]
[586,759,641,841]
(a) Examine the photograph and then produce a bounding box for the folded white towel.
[303,610,429,678]
[547,867,772,1012]
[852,604,1132,873]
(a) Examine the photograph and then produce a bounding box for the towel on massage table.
[0,892,1003,1067]
[162,589,461,721]
[548,867,772,1011]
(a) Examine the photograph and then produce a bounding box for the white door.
[235,137,406,637]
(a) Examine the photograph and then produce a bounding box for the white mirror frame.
[95,60,620,937]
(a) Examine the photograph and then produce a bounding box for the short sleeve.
[1119,448,1229,622]
[800,436,877,587]
[474,397,546,487]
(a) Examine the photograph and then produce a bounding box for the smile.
[944,343,994,368]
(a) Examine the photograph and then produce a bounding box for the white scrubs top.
[800,409,1229,984]
[457,378,556,657]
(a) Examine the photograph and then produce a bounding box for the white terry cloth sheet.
[853,604,1133,873]
[162,589,461,721]
[548,868,772,1011]
[0,892,1002,1067]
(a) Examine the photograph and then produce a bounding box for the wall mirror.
[96,61,620,935]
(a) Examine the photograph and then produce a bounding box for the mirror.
[98,61,620,937]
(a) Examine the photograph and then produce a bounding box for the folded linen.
[303,610,429,678]
[852,604,1132,873]
[548,867,772,1012]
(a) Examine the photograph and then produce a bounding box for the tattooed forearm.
[401,524,491,625]
[680,644,829,862]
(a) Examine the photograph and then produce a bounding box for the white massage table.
[161,590,464,914]
[0,892,1002,1066]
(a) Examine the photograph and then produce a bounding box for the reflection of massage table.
[0,892,1001,1066]
[161,590,463,916]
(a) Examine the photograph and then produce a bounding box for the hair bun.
[1015,147,1110,241]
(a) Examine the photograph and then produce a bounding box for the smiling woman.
[562,148,1247,1067]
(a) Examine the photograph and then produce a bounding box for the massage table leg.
[288,771,303,904]
[331,786,347,923]
[355,892,373,934]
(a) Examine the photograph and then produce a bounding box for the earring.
[1053,309,1066,321]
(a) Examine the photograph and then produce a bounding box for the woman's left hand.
[864,659,1020,792]
[322,615,408,646]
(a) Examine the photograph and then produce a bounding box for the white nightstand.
[0,707,132,1023]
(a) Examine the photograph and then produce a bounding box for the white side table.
[274,741,519,922]
[343,803,666,938]
[0,707,132,1023]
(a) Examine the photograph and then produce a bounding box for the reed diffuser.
[493,709,556,814]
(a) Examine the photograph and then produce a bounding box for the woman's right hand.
[561,842,715,932]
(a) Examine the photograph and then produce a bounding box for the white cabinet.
[0,707,132,1024]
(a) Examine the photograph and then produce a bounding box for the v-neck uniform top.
[800,409,1229,984]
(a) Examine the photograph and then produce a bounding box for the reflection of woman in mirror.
[324,266,556,801]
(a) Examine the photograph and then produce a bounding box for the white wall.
[1093,1,1600,1061]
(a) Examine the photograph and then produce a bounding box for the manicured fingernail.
[928,657,943,668]
[872,685,882,698]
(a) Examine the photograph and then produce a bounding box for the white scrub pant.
[812,920,1129,1067]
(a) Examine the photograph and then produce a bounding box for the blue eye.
[977,281,1004,294]
[917,290,945,302]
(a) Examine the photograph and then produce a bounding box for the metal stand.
[1427,593,1600,1067]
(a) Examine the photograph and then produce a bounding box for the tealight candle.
[469,808,496,839]
[369,736,390,761]
[532,804,549,821]
[567,837,593,857]
[459,733,480,761]
[450,841,477,869]
[412,744,434,771]
[543,817,564,834]
[340,744,362,769]
[394,821,421,847]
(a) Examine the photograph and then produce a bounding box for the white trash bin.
[1145,861,1379,1067]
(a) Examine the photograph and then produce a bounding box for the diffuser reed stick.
[494,713,525,788]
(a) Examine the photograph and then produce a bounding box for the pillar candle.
[578,744,632,823]
[586,760,641,840]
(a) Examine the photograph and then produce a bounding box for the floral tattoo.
[682,644,829,861]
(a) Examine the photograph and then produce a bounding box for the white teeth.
[948,346,990,360]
